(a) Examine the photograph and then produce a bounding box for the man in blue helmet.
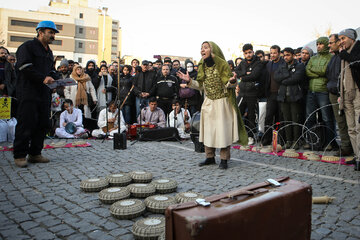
[13,20,58,167]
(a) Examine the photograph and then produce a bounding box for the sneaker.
[248,137,254,146]
[28,155,50,163]
[14,158,28,168]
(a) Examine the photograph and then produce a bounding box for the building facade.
[0,0,122,66]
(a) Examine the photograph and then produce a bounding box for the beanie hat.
[301,46,314,57]
[338,28,357,40]
[60,59,69,67]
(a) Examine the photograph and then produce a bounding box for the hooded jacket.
[274,59,305,102]
[306,37,332,92]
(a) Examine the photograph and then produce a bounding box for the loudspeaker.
[113,132,127,149]
[139,127,180,141]
[190,134,205,152]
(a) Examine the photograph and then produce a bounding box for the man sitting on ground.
[55,99,87,138]
[168,99,191,138]
[92,101,127,138]
[137,97,166,128]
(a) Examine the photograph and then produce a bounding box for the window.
[79,13,83,19]
[10,20,63,30]
[10,36,62,45]
[78,57,82,63]
[78,42,83,48]
[79,27,83,34]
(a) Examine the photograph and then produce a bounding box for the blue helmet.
[36,20,59,33]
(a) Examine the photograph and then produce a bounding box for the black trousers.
[263,93,283,145]
[157,98,173,116]
[239,96,258,138]
[13,100,50,159]
[281,100,302,143]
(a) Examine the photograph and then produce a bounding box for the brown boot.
[14,158,28,168]
[28,155,50,163]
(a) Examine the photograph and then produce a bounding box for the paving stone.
[56,228,76,238]
[20,221,39,231]
[0,140,359,239]
[109,228,130,237]
[0,227,24,238]
[103,221,120,231]
[87,230,113,239]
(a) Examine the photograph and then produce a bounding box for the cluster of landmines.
[80,171,204,240]
[238,144,354,162]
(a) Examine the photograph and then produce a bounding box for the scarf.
[71,65,91,106]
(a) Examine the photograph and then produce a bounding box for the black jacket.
[326,52,341,95]
[15,38,54,102]
[339,40,360,91]
[235,56,265,97]
[85,60,99,90]
[274,59,305,102]
[118,74,134,105]
[150,74,178,99]
[1,60,16,97]
[265,58,286,97]
[133,70,156,97]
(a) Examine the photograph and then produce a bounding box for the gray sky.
[5,0,360,61]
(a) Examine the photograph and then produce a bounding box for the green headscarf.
[197,41,248,146]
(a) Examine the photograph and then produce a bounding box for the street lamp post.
[102,7,108,61]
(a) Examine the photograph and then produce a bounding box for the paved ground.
[0,139,359,240]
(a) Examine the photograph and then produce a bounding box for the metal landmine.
[110,199,145,220]
[98,187,130,204]
[130,171,153,183]
[152,178,178,193]
[158,232,165,240]
[80,178,109,192]
[175,192,205,203]
[144,195,177,214]
[106,173,132,187]
[128,183,156,198]
[132,217,165,240]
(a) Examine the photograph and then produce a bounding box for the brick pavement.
[0,139,359,239]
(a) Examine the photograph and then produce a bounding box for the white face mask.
[187,64,194,72]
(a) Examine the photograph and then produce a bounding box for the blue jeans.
[136,97,149,117]
[121,105,132,124]
[305,92,336,146]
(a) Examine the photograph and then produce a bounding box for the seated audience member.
[168,100,192,139]
[55,99,86,138]
[137,97,166,128]
[92,101,127,138]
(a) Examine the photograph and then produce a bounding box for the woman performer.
[177,41,248,169]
